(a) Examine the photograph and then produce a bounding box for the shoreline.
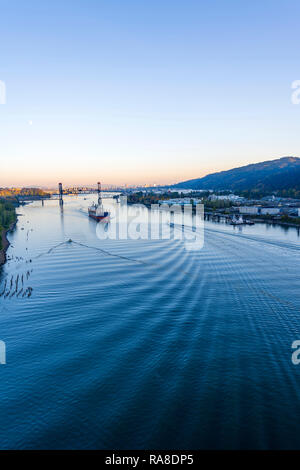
[252,218,300,228]
[0,221,17,267]
[127,201,300,229]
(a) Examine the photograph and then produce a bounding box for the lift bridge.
[54,182,120,200]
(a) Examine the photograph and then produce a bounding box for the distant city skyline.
[1,1,300,187]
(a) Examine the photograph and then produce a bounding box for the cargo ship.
[88,182,110,222]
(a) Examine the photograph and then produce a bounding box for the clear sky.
[1,0,300,187]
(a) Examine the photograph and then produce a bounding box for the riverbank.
[127,201,300,230]
[0,198,18,266]
[0,221,16,266]
[253,218,300,228]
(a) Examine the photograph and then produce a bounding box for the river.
[0,195,300,449]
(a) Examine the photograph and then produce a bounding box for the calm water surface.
[0,195,300,449]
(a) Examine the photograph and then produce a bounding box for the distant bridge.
[52,184,123,200]
[61,188,120,194]
[51,192,118,199]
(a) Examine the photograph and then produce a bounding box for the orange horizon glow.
[0,166,216,188]
[1,155,293,188]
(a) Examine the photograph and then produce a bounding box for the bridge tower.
[97,181,102,205]
[58,182,63,204]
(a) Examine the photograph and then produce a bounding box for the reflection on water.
[0,195,300,450]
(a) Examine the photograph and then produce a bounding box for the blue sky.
[1,0,300,186]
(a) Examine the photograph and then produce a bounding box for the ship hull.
[89,212,110,222]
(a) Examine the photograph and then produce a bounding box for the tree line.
[0,199,16,250]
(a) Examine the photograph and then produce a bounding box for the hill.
[173,157,300,195]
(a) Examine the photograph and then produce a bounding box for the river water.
[0,195,300,449]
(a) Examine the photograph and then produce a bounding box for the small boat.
[88,182,110,222]
[230,215,244,225]
[244,219,255,225]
